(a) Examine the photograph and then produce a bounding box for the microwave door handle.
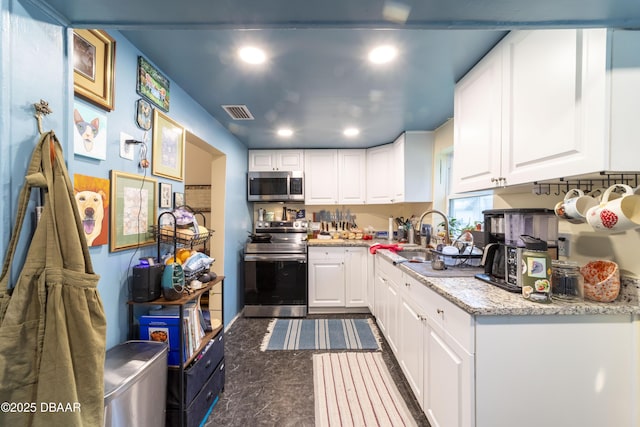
[286,174,291,199]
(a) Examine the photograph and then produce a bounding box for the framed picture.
[159,182,172,208]
[73,174,110,247]
[152,110,185,181]
[110,170,157,252]
[185,185,212,212]
[173,192,184,209]
[137,56,170,112]
[73,100,107,160]
[136,98,152,131]
[73,29,116,111]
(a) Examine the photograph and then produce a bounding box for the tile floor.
[203,314,431,426]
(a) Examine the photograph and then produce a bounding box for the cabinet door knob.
[436,308,444,315]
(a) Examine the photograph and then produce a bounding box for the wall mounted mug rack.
[533,172,640,196]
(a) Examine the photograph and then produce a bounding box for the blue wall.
[1,0,251,349]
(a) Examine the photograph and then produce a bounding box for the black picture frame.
[159,182,172,208]
[136,56,170,112]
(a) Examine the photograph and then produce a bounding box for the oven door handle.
[244,254,307,262]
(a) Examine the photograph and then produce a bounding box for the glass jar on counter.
[551,260,583,301]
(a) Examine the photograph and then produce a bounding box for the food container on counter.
[551,260,583,301]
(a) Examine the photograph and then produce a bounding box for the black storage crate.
[167,358,225,427]
[167,330,224,407]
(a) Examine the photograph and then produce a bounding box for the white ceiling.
[39,0,640,148]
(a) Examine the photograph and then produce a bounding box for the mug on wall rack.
[586,184,640,232]
[554,188,597,224]
[589,187,622,203]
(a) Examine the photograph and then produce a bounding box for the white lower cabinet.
[308,247,368,312]
[374,256,474,426]
[384,276,400,355]
[308,249,345,307]
[344,247,367,307]
[373,272,388,335]
[398,292,425,405]
[424,320,474,427]
[374,255,637,427]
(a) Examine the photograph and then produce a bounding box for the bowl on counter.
[580,260,620,302]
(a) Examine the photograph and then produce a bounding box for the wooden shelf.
[168,326,223,368]
[128,275,224,306]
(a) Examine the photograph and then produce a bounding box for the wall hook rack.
[33,99,52,135]
[533,172,640,196]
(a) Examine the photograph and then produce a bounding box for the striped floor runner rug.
[314,352,417,427]
[261,318,380,351]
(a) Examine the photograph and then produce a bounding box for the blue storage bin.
[139,315,185,366]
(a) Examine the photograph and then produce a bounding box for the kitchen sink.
[393,248,482,278]
[395,249,431,261]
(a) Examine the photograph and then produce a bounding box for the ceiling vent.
[222,105,254,120]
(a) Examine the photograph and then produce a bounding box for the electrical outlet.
[119,132,135,160]
[558,233,571,257]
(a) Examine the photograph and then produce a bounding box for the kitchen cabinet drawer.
[308,247,344,260]
[167,331,224,407]
[427,289,474,354]
[402,274,474,353]
[376,255,398,280]
[376,254,403,285]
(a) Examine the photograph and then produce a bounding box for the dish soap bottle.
[520,235,552,303]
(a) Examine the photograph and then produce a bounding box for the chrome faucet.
[417,209,451,247]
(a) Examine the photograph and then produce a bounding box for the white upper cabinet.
[501,29,605,185]
[248,150,304,171]
[367,132,434,204]
[453,29,632,193]
[366,144,395,204]
[304,150,339,205]
[338,150,367,205]
[393,131,434,203]
[608,30,640,171]
[453,45,503,193]
[305,149,367,205]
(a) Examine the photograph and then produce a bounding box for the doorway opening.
[185,131,226,275]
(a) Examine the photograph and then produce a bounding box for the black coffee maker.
[475,208,558,292]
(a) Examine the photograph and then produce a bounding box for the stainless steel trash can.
[104,340,168,427]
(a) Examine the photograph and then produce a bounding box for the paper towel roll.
[388,217,394,242]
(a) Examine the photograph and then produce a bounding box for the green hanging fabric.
[0,131,106,427]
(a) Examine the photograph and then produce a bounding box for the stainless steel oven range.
[243,220,308,317]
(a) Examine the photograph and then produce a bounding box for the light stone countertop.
[376,249,640,317]
[307,238,399,247]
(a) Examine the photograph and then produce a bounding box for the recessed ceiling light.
[238,46,266,64]
[368,45,397,64]
[343,127,360,137]
[277,128,293,137]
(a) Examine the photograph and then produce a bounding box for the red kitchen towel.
[369,243,402,254]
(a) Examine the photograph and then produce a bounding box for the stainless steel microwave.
[247,171,304,202]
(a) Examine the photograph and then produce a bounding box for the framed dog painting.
[72,29,116,111]
[73,174,110,247]
[73,100,107,160]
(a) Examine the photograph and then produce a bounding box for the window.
[440,147,493,230]
[449,194,493,229]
